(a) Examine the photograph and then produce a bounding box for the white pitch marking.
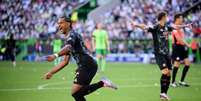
[1,83,201,92]
[37,81,68,90]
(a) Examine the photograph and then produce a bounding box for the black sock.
[165,76,171,94]
[72,95,86,101]
[73,81,103,96]
[160,74,168,93]
[181,65,190,82]
[172,67,179,83]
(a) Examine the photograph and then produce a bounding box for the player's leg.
[96,49,102,69]
[71,80,117,101]
[156,55,171,100]
[71,67,117,101]
[160,67,171,100]
[71,84,86,101]
[171,60,180,87]
[101,49,107,72]
[10,53,16,67]
[71,68,102,101]
[179,58,190,87]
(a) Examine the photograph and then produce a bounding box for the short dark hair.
[157,11,167,21]
[60,16,71,23]
[60,16,72,28]
[174,13,183,22]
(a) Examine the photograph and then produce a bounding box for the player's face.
[178,16,183,24]
[57,18,70,34]
[97,23,102,29]
[162,15,167,23]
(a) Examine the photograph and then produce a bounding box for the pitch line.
[1,83,201,92]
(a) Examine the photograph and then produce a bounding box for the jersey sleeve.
[147,26,154,33]
[66,34,76,47]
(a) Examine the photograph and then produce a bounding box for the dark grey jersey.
[65,30,97,68]
[147,24,173,55]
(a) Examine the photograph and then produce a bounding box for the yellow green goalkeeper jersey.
[93,29,108,49]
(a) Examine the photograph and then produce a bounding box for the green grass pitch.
[0,61,201,101]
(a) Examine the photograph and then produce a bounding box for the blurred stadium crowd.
[0,0,86,39]
[0,0,200,56]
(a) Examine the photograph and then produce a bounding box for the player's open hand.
[46,55,56,62]
[186,23,193,29]
[43,72,53,80]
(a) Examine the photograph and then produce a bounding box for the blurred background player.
[92,23,110,72]
[5,34,16,67]
[171,13,192,87]
[52,35,62,66]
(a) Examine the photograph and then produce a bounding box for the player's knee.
[174,61,180,67]
[184,59,191,66]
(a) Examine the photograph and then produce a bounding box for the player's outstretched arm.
[43,55,70,80]
[172,23,192,29]
[130,21,148,30]
[45,44,72,62]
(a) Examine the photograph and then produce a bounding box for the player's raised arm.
[130,21,148,30]
[45,44,72,62]
[43,55,70,80]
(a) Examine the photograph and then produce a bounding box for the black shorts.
[172,44,188,61]
[155,54,172,70]
[73,66,97,86]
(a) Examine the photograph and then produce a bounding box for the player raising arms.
[171,13,192,87]
[42,16,117,101]
[130,11,191,100]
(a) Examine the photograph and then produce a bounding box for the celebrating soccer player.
[42,16,117,101]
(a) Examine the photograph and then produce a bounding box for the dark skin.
[43,18,71,79]
[43,18,85,95]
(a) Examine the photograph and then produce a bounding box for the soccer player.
[52,35,62,66]
[92,23,110,72]
[130,12,191,100]
[171,13,191,87]
[5,34,16,67]
[42,16,117,101]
